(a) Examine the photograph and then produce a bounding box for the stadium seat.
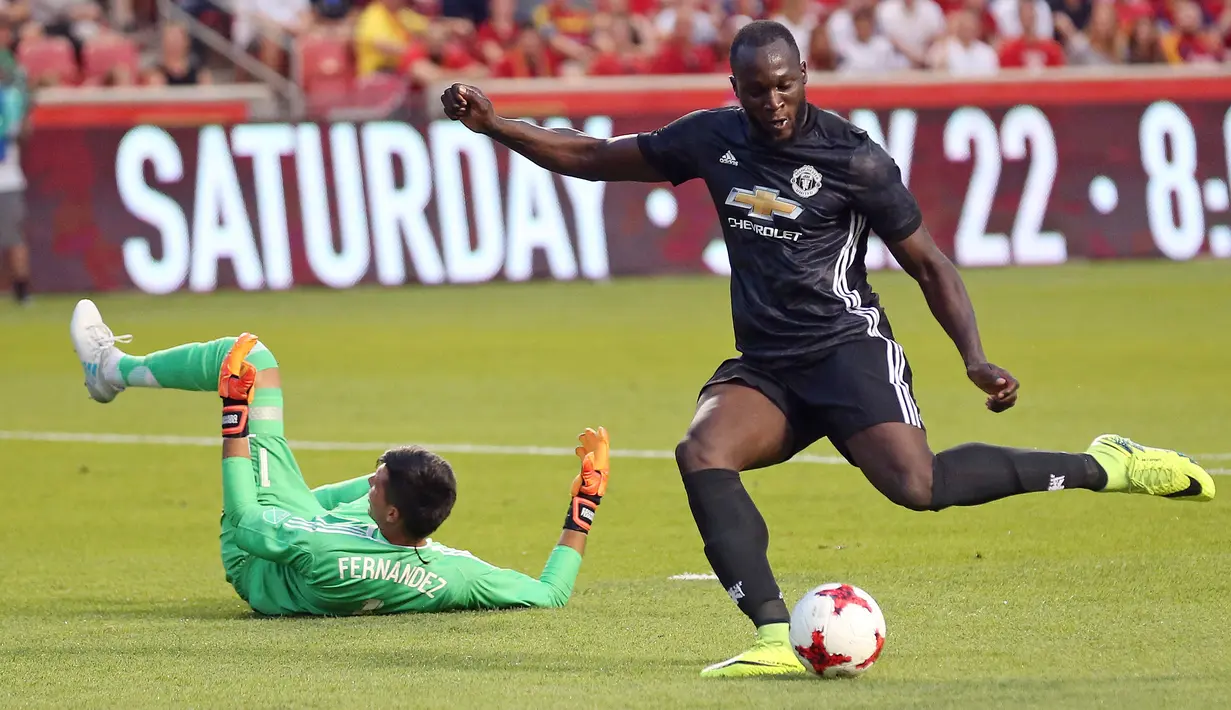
[296,35,354,93]
[17,36,79,87]
[81,36,141,85]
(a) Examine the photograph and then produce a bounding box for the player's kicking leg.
[835,343,1214,512]
[845,423,1214,513]
[675,379,808,679]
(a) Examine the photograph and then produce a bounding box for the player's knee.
[675,434,732,474]
[246,342,279,372]
[883,463,934,512]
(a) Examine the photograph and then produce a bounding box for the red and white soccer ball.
[789,583,887,678]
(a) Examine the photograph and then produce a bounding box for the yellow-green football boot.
[1087,435,1215,502]
[700,623,807,679]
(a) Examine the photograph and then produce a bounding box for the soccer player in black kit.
[442,20,1215,678]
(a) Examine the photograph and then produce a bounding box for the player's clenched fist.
[565,427,609,533]
[966,362,1020,413]
[440,83,496,135]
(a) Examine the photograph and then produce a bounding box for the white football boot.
[70,299,132,403]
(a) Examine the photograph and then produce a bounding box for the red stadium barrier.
[25,73,1231,294]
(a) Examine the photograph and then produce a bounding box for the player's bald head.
[729,20,801,74]
[727,20,808,142]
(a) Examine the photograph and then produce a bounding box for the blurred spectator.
[806,17,839,69]
[725,0,762,29]
[29,0,106,52]
[649,2,718,72]
[476,0,519,67]
[991,0,1053,38]
[233,0,311,72]
[354,0,428,76]
[961,0,1002,42]
[837,5,908,71]
[877,0,947,67]
[1049,0,1091,33]
[1216,0,1231,42]
[0,2,31,31]
[1116,0,1154,27]
[589,11,654,73]
[310,0,356,35]
[928,7,999,73]
[442,0,488,27]
[534,0,594,66]
[998,0,1065,66]
[146,21,211,84]
[716,0,761,60]
[1055,0,1125,64]
[1126,15,1166,61]
[0,18,28,305]
[492,18,556,74]
[827,0,871,55]
[1159,0,1223,62]
[770,0,819,54]
[655,0,718,47]
[600,0,659,34]
[401,19,488,82]
[80,27,138,84]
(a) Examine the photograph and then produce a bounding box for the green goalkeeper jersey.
[221,458,582,617]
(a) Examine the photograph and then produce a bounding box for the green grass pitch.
[0,260,1228,709]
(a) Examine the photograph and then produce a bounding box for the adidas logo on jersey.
[719,151,738,166]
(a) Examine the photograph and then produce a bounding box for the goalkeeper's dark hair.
[729,20,800,72]
[379,446,457,541]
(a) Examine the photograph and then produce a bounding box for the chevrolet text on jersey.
[636,104,923,364]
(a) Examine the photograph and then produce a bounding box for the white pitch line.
[1,431,1228,473]
[0,430,851,464]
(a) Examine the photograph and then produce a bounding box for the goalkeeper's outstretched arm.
[464,427,611,610]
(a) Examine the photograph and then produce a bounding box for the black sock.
[13,280,27,303]
[682,468,789,627]
[931,443,1108,509]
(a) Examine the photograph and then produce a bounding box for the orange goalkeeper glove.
[219,333,259,438]
[565,426,609,533]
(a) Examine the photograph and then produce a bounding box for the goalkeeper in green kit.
[69,299,609,617]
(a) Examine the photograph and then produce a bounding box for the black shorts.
[700,337,924,466]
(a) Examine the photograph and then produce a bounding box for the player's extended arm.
[311,474,374,509]
[465,428,610,609]
[887,229,1020,412]
[440,83,664,183]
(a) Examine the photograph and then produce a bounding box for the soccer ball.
[789,583,886,678]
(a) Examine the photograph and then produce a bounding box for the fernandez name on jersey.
[637,103,923,365]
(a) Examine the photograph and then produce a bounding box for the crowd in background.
[0,0,1226,90]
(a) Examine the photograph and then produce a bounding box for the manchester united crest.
[791,165,822,198]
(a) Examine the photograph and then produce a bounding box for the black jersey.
[637,103,923,365]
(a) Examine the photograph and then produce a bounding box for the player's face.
[730,40,808,143]
[368,465,394,525]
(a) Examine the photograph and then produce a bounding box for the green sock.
[755,622,791,645]
[115,337,285,437]
[116,337,277,390]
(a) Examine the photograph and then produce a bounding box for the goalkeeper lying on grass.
[69,299,609,617]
